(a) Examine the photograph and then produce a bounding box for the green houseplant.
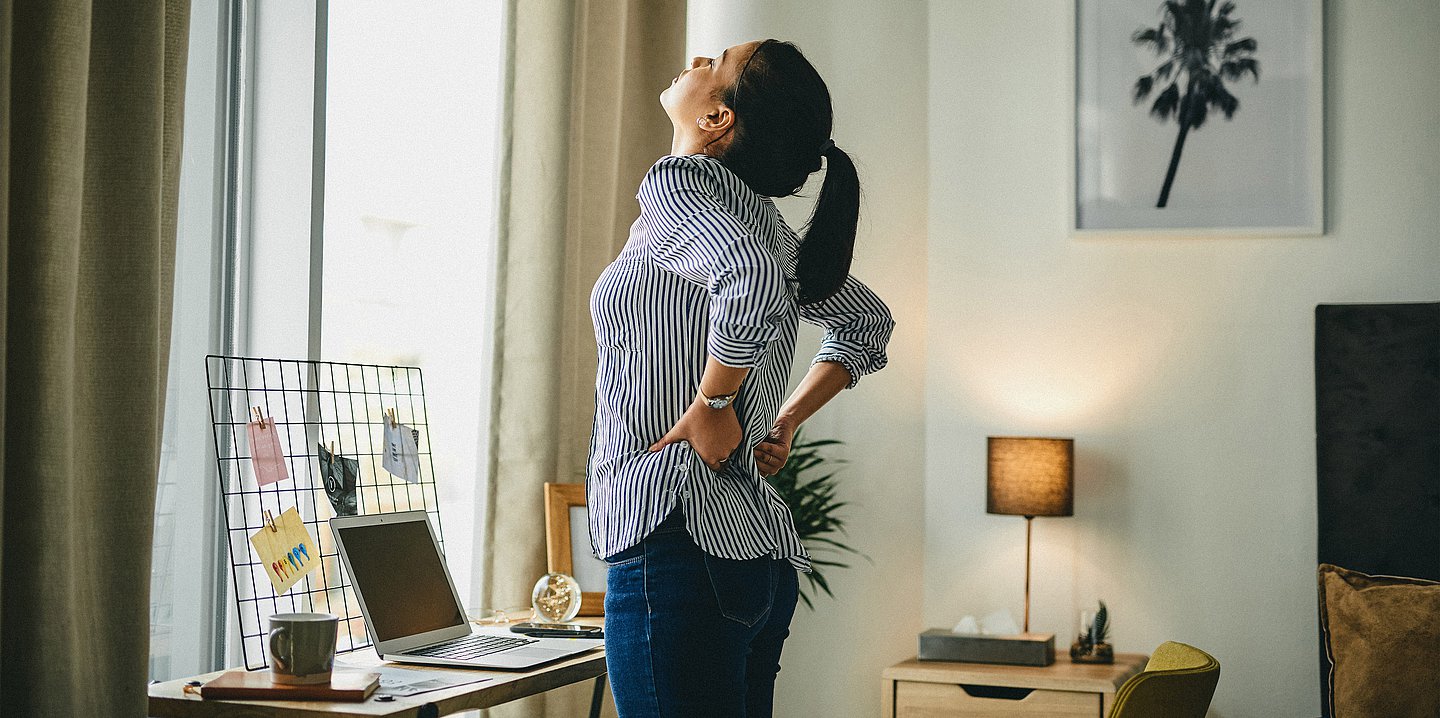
[764,428,865,608]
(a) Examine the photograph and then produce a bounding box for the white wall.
[687,3,930,717]
[925,2,1440,717]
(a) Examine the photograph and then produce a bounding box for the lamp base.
[918,629,1056,666]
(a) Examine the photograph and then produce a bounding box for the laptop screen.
[335,518,465,642]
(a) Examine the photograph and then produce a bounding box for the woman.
[587,39,894,717]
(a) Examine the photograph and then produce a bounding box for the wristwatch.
[698,386,740,410]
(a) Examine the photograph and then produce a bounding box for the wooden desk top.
[883,653,1147,694]
[149,619,606,718]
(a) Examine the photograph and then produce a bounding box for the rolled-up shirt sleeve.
[639,156,790,368]
[799,274,895,388]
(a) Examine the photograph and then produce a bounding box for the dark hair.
[708,40,859,305]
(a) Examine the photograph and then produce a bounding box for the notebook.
[200,670,379,701]
[330,510,598,669]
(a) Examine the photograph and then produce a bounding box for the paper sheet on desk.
[336,626,602,697]
[334,661,491,697]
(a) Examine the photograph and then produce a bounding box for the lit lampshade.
[986,436,1074,635]
[987,437,1074,518]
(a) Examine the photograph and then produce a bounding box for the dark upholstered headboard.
[1314,302,1440,717]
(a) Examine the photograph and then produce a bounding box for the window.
[319,0,503,614]
[151,0,504,679]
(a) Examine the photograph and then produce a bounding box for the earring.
[696,117,705,128]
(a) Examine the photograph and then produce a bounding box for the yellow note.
[250,507,318,594]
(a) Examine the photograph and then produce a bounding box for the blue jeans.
[602,508,800,717]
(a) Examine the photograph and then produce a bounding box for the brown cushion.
[1318,564,1440,717]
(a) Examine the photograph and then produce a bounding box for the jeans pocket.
[702,552,773,627]
[603,543,645,568]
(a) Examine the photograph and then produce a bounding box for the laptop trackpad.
[511,647,577,662]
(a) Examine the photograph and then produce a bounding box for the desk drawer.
[894,679,1101,717]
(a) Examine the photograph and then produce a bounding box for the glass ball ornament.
[530,572,583,622]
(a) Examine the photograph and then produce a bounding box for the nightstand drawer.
[894,679,1101,717]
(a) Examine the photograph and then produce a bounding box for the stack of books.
[200,670,380,701]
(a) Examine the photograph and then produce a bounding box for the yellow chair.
[1108,641,1220,718]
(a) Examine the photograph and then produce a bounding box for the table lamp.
[987,436,1074,634]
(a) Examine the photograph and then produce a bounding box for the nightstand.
[882,653,1147,717]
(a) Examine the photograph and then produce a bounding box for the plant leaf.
[764,427,865,610]
[1133,75,1154,102]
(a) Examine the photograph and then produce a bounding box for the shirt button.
[683,490,692,498]
[676,465,688,474]
[678,440,689,450]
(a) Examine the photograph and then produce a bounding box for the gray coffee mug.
[268,612,338,684]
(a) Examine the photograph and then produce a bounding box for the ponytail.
[713,40,860,305]
[797,146,858,305]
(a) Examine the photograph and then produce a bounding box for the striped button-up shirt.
[586,153,894,571]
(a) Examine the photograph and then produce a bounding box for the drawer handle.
[958,684,1035,701]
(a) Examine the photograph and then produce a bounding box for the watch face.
[701,388,735,409]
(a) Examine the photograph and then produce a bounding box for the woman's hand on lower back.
[753,419,795,477]
[649,399,743,471]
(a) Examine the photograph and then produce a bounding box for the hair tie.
[820,138,835,154]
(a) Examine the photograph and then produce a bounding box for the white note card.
[382,420,422,483]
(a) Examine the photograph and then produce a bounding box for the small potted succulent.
[1070,600,1115,664]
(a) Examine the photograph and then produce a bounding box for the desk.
[149,621,607,718]
[882,654,1146,718]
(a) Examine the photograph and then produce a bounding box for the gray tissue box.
[918,629,1056,666]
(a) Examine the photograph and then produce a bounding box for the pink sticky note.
[247,417,290,486]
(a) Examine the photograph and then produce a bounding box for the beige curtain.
[1,1,189,715]
[480,0,685,714]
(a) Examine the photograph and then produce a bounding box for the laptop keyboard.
[406,633,539,660]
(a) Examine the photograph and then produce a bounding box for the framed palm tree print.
[1074,0,1323,235]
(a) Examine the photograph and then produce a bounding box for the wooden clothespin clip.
[328,441,335,455]
[386,408,397,428]
[252,406,266,429]
[263,509,277,533]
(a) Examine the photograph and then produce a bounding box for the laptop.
[330,510,599,669]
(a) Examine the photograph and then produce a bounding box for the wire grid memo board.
[205,354,445,670]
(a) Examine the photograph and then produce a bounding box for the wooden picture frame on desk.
[544,482,605,616]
